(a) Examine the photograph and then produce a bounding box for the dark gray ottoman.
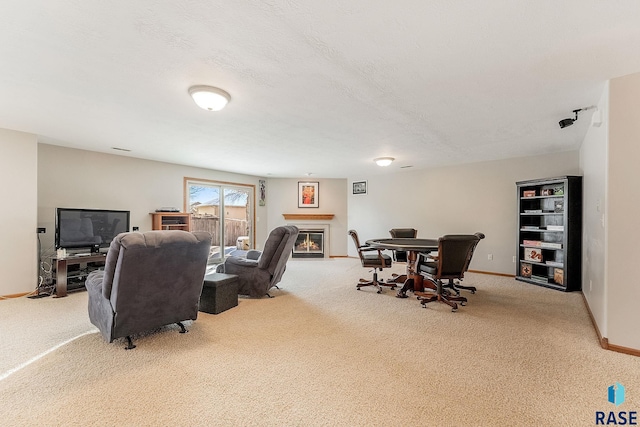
[200,273,239,314]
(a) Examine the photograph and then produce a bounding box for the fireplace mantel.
[282,214,334,221]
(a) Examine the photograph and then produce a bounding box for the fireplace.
[292,229,324,258]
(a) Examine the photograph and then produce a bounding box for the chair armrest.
[86,270,105,296]
[417,252,437,266]
[246,250,261,260]
[216,255,258,274]
[219,256,260,278]
[360,246,388,264]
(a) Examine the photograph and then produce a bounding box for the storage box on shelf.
[515,176,582,291]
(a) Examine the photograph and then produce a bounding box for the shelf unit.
[52,253,107,298]
[515,176,582,291]
[150,212,191,232]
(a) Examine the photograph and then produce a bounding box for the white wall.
[607,72,640,350]
[348,152,581,274]
[37,144,268,255]
[266,178,348,256]
[579,83,609,339]
[0,129,38,295]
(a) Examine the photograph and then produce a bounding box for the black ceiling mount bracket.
[559,108,582,129]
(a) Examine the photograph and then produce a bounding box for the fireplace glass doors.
[293,230,324,258]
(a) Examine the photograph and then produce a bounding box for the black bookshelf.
[515,176,582,291]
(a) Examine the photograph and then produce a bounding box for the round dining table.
[365,237,438,296]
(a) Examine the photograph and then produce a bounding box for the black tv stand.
[52,253,106,298]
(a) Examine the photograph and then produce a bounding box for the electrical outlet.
[132,226,139,231]
[37,227,46,234]
[488,254,493,260]
[512,255,516,263]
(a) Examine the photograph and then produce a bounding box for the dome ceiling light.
[374,157,394,167]
[189,85,231,111]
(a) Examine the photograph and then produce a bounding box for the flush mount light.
[188,85,231,111]
[374,157,394,167]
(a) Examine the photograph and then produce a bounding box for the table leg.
[396,251,424,297]
[407,251,425,292]
[54,259,68,298]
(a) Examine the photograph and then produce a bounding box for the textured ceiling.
[1,1,640,178]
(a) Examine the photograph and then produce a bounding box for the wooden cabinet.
[150,212,191,232]
[515,176,582,291]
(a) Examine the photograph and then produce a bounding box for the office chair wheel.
[460,301,467,306]
[377,289,382,294]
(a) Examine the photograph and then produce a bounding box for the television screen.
[55,208,130,250]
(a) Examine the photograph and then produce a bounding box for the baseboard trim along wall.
[581,293,640,357]
[0,292,32,299]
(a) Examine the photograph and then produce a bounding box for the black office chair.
[415,234,480,312]
[442,232,485,295]
[348,230,393,293]
[388,228,417,262]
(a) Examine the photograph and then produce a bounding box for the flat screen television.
[55,208,130,252]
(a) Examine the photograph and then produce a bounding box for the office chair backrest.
[389,228,417,262]
[463,232,485,272]
[389,228,417,238]
[437,235,481,279]
[348,229,366,263]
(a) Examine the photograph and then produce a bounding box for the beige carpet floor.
[1,258,639,426]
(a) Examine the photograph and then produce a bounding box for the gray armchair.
[86,230,212,349]
[216,225,298,298]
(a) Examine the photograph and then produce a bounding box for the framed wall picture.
[298,182,319,208]
[352,180,367,195]
[259,179,266,206]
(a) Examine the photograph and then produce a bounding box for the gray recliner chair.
[86,230,212,349]
[216,225,299,298]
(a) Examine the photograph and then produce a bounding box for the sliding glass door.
[185,178,254,265]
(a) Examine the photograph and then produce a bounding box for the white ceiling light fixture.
[374,157,394,167]
[188,85,231,111]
